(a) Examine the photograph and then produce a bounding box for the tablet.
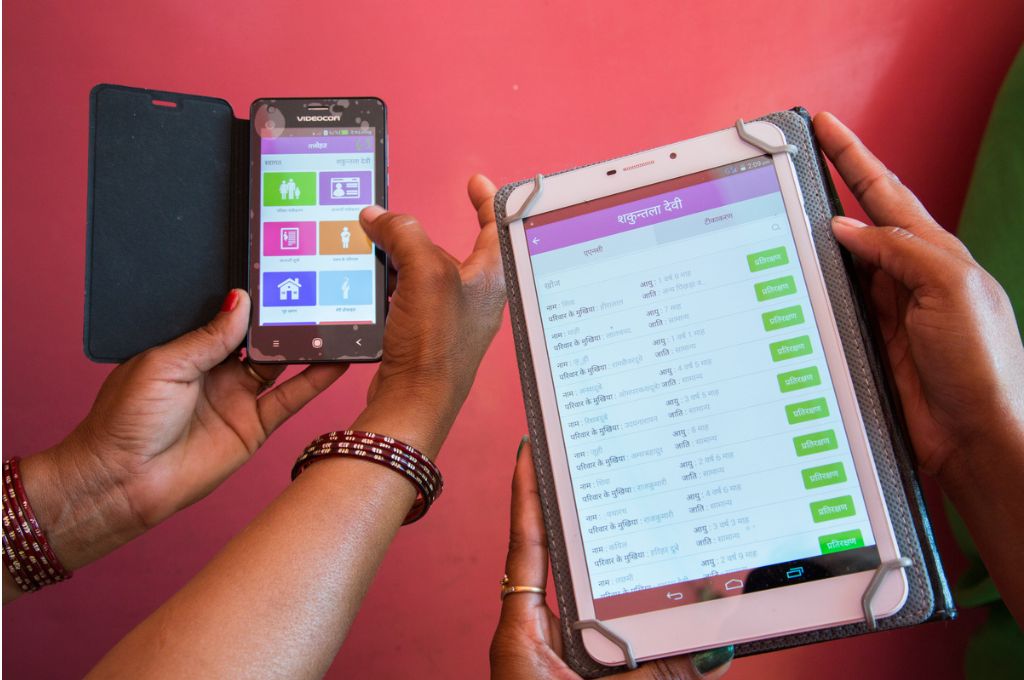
[501,121,907,664]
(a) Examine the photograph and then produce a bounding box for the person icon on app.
[341,276,351,301]
[279,179,288,201]
[341,226,352,249]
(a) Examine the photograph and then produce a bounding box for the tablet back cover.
[85,84,242,362]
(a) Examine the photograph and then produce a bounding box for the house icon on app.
[278,277,302,301]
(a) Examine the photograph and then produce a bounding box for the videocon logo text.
[297,115,342,122]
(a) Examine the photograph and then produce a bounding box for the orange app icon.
[319,221,373,255]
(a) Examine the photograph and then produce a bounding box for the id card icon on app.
[330,177,359,199]
[319,171,370,206]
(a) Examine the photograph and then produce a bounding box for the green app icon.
[264,172,317,206]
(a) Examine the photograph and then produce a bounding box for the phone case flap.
[85,84,248,362]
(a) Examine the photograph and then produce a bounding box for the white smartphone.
[504,121,907,664]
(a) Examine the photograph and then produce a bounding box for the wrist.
[17,435,142,572]
[937,416,1024,499]
[353,379,464,460]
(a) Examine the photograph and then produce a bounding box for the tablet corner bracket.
[573,618,638,670]
[735,118,798,156]
[862,556,913,632]
[501,174,545,226]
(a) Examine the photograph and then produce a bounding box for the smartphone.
[247,97,387,363]
[502,122,906,663]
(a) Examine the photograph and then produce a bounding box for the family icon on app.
[278,178,303,201]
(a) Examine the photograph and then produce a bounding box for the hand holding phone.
[349,175,507,456]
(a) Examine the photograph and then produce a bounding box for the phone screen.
[525,159,881,620]
[257,129,377,325]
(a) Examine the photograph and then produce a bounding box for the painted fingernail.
[692,645,734,676]
[832,216,868,229]
[221,289,240,312]
[516,435,530,459]
[360,205,385,223]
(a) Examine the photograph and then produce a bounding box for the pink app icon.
[264,221,316,256]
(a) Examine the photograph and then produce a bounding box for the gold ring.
[242,358,276,394]
[500,574,546,601]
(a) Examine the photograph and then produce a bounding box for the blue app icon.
[319,270,372,306]
[263,271,317,307]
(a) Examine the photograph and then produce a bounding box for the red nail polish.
[221,290,240,312]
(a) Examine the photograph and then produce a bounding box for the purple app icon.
[263,271,316,307]
[319,171,371,206]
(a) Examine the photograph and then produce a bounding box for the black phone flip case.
[495,109,955,677]
[85,84,249,362]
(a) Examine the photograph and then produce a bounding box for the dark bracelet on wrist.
[291,431,444,524]
[2,457,72,592]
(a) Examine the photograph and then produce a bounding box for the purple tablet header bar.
[261,135,374,155]
[527,165,779,255]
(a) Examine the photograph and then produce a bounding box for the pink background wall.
[4,2,1023,677]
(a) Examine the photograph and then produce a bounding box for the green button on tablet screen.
[754,275,797,301]
[819,529,865,554]
[801,462,847,489]
[747,246,789,272]
[793,429,838,456]
[809,495,856,523]
[777,366,821,392]
[770,336,812,362]
[762,305,805,331]
[785,397,829,424]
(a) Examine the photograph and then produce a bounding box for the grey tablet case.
[495,108,955,676]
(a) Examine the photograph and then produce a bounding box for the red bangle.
[2,457,72,592]
[292,431,443,524]
[307,431,443,498]
[11,458,68,580]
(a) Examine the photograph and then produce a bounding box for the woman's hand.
[9,290,345,596]
[351,174,507,457]
[817,113,1024,623]
[815,112,1024,479]
[84,178,510,678]
[490,439,733,680]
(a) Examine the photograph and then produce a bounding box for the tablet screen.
[525,158,881,620]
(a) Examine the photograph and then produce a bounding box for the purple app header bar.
[527,165,779,255]
[261,135,374,155]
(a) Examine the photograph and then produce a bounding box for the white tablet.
[503,121,907,663]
